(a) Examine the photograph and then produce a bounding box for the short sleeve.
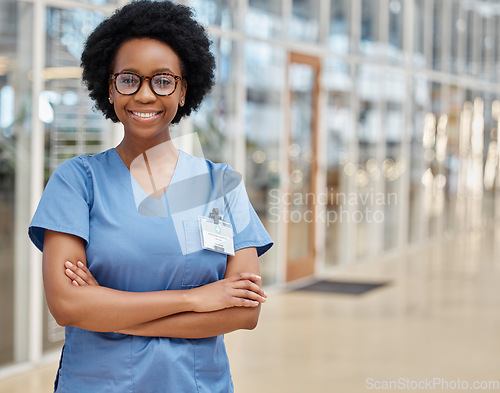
[222,166,273,257]
[28,157,92,252]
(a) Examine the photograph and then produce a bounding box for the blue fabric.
[29,149,273,393]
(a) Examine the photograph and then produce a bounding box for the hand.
[188,273,267,313]
[64,261,100,287]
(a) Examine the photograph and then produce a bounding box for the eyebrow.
[119,67,179,75]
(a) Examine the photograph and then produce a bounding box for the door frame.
[285,52,321,282]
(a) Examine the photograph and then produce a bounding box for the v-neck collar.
[110,147,183,200]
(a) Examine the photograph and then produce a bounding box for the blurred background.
[1,0,500,391]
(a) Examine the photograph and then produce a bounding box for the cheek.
[111,99,129,122]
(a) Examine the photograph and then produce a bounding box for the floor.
[1,226,500,393]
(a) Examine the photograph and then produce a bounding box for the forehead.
[112,38,182,74]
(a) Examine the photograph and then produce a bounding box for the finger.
[232,297,260,308]
[66,261,93,286]
[76,261,98,285]
[72,280,79,286]
[233,288,267,303]
[65,268,88,286]
[64,261,80,281]
[229,272,262,284]
[64,260,79,274]
[232,279,267,298]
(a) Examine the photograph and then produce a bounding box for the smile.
[131,111,161,118]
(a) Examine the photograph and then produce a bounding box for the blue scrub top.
[29,148,273,393]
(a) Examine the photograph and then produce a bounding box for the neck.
[115,134,178,169]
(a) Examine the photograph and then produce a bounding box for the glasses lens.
[115,73,140,94]
[151,74,176,95]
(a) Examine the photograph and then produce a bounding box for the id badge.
[199,216,235,256]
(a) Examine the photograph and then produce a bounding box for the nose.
[134,79,156,103]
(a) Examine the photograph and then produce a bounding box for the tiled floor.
[1,225,500,393]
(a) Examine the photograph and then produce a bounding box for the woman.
[28,1,273,392]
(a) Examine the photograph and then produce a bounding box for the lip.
[129,110,163,122]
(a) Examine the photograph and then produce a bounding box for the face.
[109,38,187,143]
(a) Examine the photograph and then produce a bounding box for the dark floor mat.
[296,280,389,295]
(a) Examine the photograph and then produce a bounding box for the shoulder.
[49,149,116,191]
[180,150,232,173]
[180,151,242,190]
[51,155,89,182]
[180,150,240,179]
[54,149,113,174]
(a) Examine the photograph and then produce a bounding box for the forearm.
[42,230,193,332]
[50,285,191,332]
[118,306,261,338]
[50,234,265,334]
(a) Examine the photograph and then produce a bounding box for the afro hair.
[81,0,215,124]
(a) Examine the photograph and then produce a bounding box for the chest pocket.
[181,219,228,288]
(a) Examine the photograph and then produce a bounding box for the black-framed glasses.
[111,71,182,96]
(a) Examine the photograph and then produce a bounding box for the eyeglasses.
[111,71,182,96]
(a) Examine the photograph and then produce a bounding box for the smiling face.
[109,38,187,146]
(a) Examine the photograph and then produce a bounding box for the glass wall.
[450,0,463,74]
[360,0,381,58]
[0,0,33,368]
[495,13,500,83]
[0,0,19,366]
[329,0,350,55]
[383,69,405,251]
[44,7,106,172]
[189,0,239,29]
[290,0,321,43]
[243,41,283,285]
[246,0,283,39]
[191,37,239,164]
[432,0,444,71]
[388,0,404,62]
[356,63,383,259]
[413,0,426,68]
[324,58,350,267]
[465,5,478,76]
[444,84,462,233]
[408,75,429,243]
[427,81,445,238]
[481,92,496,222]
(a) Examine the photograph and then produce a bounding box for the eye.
[118,74,139,86]
[152,75,174,88]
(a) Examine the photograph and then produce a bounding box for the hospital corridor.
[1,223,500,392]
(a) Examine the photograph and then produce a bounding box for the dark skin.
[42,38,267,338]
[62,243,264,338]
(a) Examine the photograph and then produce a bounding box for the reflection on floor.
[1,224,500,393]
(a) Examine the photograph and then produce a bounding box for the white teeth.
[132,112,158,118]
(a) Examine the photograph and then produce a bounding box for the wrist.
[182,288,197,312]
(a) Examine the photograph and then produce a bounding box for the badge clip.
[209,208,221,224]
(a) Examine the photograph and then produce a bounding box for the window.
[290,0,321,43]
[329,0,350,55]
[246,0,283,39]
[244,41,284,285]
[188,0,238,30]
[324,58,351,267]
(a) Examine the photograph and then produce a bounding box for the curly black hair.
[81,0,215,124]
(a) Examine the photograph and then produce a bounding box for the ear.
[108,80,114,105]
[179,80,187,107]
